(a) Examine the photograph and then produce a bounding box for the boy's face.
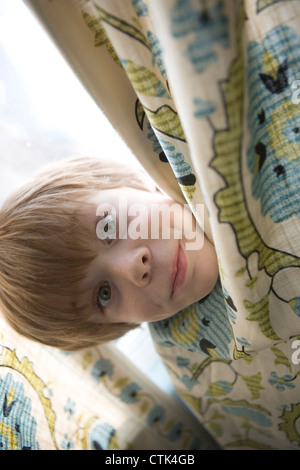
[81,187,219,325]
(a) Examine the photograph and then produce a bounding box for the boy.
[0,156,218,351]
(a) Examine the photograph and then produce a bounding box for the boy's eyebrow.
[94,215,107,243]
[94,211,119,242]
[94,211,109,230]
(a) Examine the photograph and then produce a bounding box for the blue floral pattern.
[2,0,300,451]
[0,339,210,450]
[171,0,229,73]
[247,26,300,223]
[0,374,40,450]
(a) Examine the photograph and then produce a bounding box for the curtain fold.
[0,0,219,451]
[21,0,300,449]
[0,314,214,450]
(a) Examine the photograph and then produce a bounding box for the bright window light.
[0,0,140,202]
[0,0,175,397]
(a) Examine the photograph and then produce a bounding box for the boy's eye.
[98,282,111,308]
[96,212,116,243]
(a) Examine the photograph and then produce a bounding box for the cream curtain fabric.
[0,313,212,450]
[0,0,217,451]
[18,0,300,450]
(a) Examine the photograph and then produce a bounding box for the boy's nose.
[118,246,152,287]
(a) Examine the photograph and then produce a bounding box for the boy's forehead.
[91,186,170,205]
[87,187,143,211]
[81,186,177,233]
[78,188,133,234]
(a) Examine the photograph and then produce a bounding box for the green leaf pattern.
[80,0,300,450]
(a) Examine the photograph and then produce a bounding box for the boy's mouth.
[171,242,187,298]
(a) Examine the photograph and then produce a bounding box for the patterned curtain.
[0,0,219,451]
[11,0,300,449]
[0,313,215,450]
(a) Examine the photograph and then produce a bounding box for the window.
[0,0,139,202]
[0,0,174,396]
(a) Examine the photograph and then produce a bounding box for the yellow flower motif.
[268,99,300,161]
[170,306,198,347]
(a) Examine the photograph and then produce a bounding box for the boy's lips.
[171,243,187,297]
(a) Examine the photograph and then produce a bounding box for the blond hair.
[0,156,153,351]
